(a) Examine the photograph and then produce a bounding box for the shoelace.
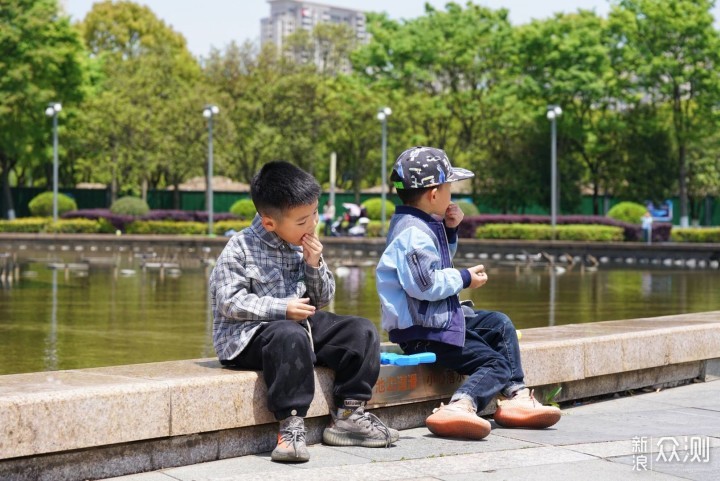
[432,401,475,414]
[279,426,306,456]
[354,410,393,447]
[515,389,538,407]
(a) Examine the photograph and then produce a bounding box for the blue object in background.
[380,352,436,366]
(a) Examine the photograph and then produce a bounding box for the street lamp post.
[203,104,219,236]
[45,102,62,223]
[377,106,392,236]
[546,105,562,238]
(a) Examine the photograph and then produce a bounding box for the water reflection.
[45,269,58,371]
[2,262,720,376]
[203,266,214,358]
[548,268,557,327]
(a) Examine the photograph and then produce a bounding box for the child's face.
[430,183,453,217]
[262,201,319,246]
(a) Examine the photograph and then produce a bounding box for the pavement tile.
[318,426,539,463]
[104,474,176,481]
[399,446,594,476]
[491,406,720,446]
[439,458,686,480]
[610,447,720,481]
[145,454,295,480]
[565,436,720,458]
[208,462,420,481]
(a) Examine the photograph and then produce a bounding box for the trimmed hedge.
[457,214,672,242]
[0,218,103,233]
[126,220,208,235]
[229,199,256,219]
[476,224,624,242]
[110,196,150,216]
[62,209,239,232]
[28,192,77,217]
[671,227,720,243]
[213,220,252,236]
[607,201,647,224]
[0,217,49,233]
[456,200,480,216]
[45,219,102,234]
[361,198,395,220]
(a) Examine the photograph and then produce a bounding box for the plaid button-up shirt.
[210,214,335,361]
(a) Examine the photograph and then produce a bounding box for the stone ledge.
[1,311,719,462]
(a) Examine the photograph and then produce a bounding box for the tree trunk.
[678,143,688,227]
[1,164,16,220]
[173,183,180,210]
[141,177,147,202]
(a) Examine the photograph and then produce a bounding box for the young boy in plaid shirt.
[211,161,398,463]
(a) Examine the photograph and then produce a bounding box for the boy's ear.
[428,187,440,203]
[261,215,277,232]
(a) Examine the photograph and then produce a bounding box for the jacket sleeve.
[304,256,335,309]
[389,226,465,301]
[211,242,288,321]
[446,225,459,258]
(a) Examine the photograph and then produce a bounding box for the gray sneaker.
[323,406,400,447]
[271,416,310,463]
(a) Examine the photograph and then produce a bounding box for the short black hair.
[390,169,433,205]
[251,161,321,218]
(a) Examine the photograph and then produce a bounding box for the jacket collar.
[395,205,442,225]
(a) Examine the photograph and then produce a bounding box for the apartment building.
[261,0,367,68]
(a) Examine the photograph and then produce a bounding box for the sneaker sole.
[270,450,310,463]
[425,412,491,440]
[323,428,399,447]
[494,407,561,429]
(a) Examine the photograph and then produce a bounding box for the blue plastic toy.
[380,352,436,366]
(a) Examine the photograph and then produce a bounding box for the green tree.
[353,3,518,205]
[516,11,627,214]
[322,75,387,200]
[72,0,203,202]
[609,0,720,225]
[0,0,87,218]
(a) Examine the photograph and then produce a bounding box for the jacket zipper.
[411,253,429,287]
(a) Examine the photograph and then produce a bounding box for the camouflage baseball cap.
[391,146,475,190]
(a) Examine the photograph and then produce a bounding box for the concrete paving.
[106,380,720,481]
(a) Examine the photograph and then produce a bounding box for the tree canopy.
[2,0,719,223]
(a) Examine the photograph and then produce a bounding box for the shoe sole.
[270,451,310,463]
[425,412,491,440]
[494,407,561,429]
[323,428,399,447]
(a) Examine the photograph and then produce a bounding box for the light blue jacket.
[376,206,471,347]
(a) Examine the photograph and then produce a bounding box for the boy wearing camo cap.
[376,146,561,440]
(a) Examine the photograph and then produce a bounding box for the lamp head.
[203,104,219,118]
[45,102,62,117]
[547,104,562,120]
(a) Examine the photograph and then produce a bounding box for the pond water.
[1,259,719,375]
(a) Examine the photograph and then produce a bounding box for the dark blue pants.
[401,310,525,411]
[223,311,380,420]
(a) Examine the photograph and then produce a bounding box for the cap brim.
[447,167,475,182]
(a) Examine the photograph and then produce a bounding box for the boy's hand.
[301,233,323,267]
[444,203,464,229]
[286,298,316,320]
[467,264,488,289]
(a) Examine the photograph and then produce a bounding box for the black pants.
[224,311,380,420]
